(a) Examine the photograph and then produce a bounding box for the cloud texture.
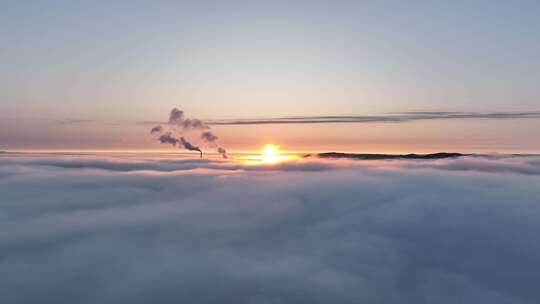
[1,153,540,303]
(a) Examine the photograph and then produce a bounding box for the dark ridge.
[307,152,466,160]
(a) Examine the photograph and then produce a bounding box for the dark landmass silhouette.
[307,152,466,160]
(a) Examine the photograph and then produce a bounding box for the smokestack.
[180,137,203,158]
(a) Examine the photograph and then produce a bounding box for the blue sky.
[1,1,539,150]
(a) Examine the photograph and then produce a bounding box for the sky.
[1,1,540,152]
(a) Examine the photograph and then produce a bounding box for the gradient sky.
[1,1,540,152]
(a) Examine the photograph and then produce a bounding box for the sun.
[261,144,281,164]
[238,144,298,165]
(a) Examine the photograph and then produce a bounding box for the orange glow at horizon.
[238,144,299,165]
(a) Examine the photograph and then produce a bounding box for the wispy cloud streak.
[56,119,99,125]
[136,111,540,126]
[205,111,540,125]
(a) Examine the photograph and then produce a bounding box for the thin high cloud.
[56,119,99,125]
[137,111,540,126]
[1,154,540,303]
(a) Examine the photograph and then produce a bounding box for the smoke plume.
[201,131,228,158]
[150,125,163,134]
[180,137,203,158]
[182,118,208,130]
[167,108,208,130]
[151,108,227,158]
[168,108,184,125]
[158,132,178,146]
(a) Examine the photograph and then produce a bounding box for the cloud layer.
[1,154,540,303]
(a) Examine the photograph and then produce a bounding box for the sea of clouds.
[1,153,540,304]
